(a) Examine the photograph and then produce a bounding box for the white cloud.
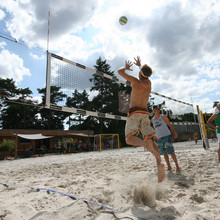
[1,0,100,48]
[0,0,219,114]
[0,41,6,49]
[29,53,45,60]
[0,9,5,20]
[146,1,220,80]
[32,95,42,103]
[0,49,30,82]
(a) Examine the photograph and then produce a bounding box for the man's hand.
[173,131,178,139]
[118,60,138,83]
[125,60,133,71]
[134,56,141,67]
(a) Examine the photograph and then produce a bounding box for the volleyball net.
[45,52,127,120]
[45,52,195,125]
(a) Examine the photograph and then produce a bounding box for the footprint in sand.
[190,194,205,203]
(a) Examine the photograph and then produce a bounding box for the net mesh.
[118,92,130,114]
[48,53,194,121]
[47,53,199,142]
[149,95,194,117]
[50,57,95,106]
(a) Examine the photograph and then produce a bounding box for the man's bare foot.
[176,167,181,174]
[167,167,172,171]
[158,162,166,183]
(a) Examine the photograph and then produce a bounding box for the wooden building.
[0,129,94,157]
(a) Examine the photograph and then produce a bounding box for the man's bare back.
[118,57,151,110]
[129,78,151,109]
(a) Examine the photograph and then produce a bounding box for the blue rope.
[0,182,148,220]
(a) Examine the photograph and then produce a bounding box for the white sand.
[0,140,220,220]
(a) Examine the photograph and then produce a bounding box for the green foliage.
[180,112,197,122]
[0,78,17,97]
[1,102,40,129]
[89,57,121,133]
[66,89,92,128]
[66,89,90,110]
[0,78,40,129]
[38,86,67,104]
[0,139,15,152]
[90,57,120,114]
[37,86,68,129]
[0,78,68,130]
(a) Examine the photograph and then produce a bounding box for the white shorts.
[217,133,220,143]
[125,110,156,140]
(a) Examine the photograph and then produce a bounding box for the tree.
[0,78,40,129]
[66,89,92,129]
[0,78,18,110]
[0,78,18,94]
[89,57,122,133]
[90,57,120,113]
[37,86,67,129]
[1,101,41,129]
[66,89,91,110]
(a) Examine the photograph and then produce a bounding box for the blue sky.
[0,0,219,115]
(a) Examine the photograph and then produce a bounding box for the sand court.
[0,141,219,220]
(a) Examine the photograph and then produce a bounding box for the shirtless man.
[118,56,165,182]
[207,103,220,163]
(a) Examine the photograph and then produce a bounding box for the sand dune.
[0,140,219,220]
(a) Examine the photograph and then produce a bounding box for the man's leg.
[126,135,144,147]
[127,136,165,182]
[164,154,172,171]
[218,143,220,162]
[170,153,181,172]
[151,140,166,183]
[126,135,161,161]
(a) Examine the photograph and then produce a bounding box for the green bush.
[0,139,15,152]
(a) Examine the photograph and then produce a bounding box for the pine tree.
[66,89,92,129]
[89,57,121,133]
[37,86,67,129]
[0,78,40,129]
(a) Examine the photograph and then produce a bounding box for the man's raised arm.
[118,60,137,83]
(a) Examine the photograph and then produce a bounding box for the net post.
[99,134,102,152]
[45,51,51,108]
[117,134,120,150]
[196,105,210,149]
[200,110,210,148]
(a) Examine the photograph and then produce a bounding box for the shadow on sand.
[167,171,195,188]
[131,206,178,220]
